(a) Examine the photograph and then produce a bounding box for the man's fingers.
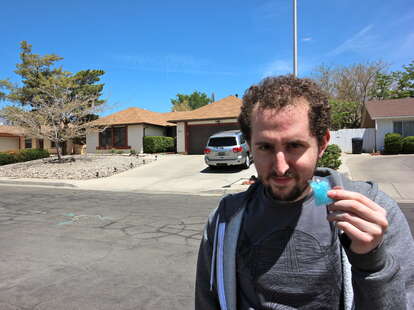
[328,189,386,215]
[327,211,384,236]
[328,199,388,229]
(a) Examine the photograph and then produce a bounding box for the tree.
[171,91,212,111]
[329,100,361,130]
[0,74,106,160]
[370,60,414,100]
[0,41,106,160]
[312,61,388,128]
[313,61,388,104]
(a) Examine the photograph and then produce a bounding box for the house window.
[113,126,127,147]
[393,120,414,136]
[99,128,112,148]
[51,141,56,147]
[25,139,32,149]
[99,126,128,148]
[38,139,44,149]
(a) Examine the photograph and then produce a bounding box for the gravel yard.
[0,154,158,180]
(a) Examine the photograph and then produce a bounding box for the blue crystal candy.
[309,179,334,206]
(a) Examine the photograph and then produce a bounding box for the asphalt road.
[0,186,221,310]
[1,186,413,310]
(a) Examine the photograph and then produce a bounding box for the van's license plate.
[218,152,225,156]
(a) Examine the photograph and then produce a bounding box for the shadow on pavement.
[200,166,245,174]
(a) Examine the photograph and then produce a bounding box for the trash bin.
[351,138,363,154]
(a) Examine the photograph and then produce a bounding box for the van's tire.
[242,154,251,169]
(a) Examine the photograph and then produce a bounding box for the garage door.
[188,123,239,154]
[0,136,20,152]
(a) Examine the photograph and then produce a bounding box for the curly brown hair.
[238,75,331,144]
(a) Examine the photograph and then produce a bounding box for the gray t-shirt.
[236,182,342,309]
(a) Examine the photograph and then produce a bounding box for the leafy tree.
[171,91,212,111]
[329,100,361,130]
[0,41,106,160]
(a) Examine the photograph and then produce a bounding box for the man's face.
[249,100,329,201]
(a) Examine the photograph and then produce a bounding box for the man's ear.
[318,130,330,158]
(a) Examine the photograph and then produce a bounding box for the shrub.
[384,133,402,154]
[402,136,414,154]
[116,150,124,154]
[0,153,16,165]
[317,144,342,170]
[143,136,175,153]
[129,149,137,155]
[0,148,50,166]
[16,149,50,162]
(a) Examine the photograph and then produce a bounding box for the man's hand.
[327,187,388,254]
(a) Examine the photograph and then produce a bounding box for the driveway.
[343,154,414,202]
[69,154,257,195]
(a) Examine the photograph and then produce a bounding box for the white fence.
[329,128,375,153]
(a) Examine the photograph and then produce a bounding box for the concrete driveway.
[343,154,414,202]
[66,154,257,195]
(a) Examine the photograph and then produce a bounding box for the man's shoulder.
[215,183,261,221]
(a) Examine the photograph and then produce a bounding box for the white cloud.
[261,59,292,77]
[328,24,377,56]
[302,37,312,42]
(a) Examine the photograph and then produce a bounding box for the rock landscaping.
[0,154,158,180]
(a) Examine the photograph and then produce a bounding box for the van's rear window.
[208,137,237,147]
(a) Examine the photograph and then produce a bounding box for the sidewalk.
[1,153,413,202]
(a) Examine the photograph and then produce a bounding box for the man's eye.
[258,145,271,151]
[288,143,302,149]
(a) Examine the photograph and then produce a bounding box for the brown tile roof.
[166,95,242,122]
[90,96,242,126]
[365,97,414,119]
[91,107,178,127]
[0,125,26,136]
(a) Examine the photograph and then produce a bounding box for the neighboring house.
[168,96,242,154]
[361,97,414,151]
[0,125,74,154]
[86,107,184,154]
[86,95,242,155]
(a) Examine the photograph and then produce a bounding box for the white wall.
[144,125,165,136]
[177,122,185,153]
[86,129,99,153]
[128,124,144,153]
[375,119,393,151]
[0,137,20,151]
[329,128,375,153]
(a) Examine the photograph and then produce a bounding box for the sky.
[1,0,413,116]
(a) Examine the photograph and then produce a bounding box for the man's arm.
[195,208,220,310]
[329,189,414,309]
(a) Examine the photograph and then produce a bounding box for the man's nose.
[274,151,290,176]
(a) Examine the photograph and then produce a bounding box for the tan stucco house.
[0,125,74,154]
[86,95,243,154]
[361,97,414,151]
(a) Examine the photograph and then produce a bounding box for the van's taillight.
[204,148,211,154]
[232,146,243,153]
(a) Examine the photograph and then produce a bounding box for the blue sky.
[1,0,413,115]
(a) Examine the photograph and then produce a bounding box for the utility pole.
[293,0,298,77]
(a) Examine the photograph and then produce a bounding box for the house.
[361,97,414,151]
[167,96,242,154]
[86,107,183,153]
[86,95,242,154]
[0,125,74,154]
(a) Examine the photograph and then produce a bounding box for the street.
[0,186,220,310]
[0,186,413,310]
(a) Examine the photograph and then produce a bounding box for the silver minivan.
[204,130,252,169]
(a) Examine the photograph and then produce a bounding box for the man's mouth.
[271,176,293,185]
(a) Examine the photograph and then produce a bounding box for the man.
[195,75,414,309]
